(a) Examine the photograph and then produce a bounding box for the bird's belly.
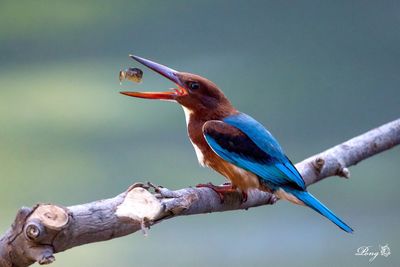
[210,159,260,191]
[229,164,260,191]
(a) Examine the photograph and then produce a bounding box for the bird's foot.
[196,182,247,204]
[196,182,235,203]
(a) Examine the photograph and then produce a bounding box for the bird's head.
[121,55,234,115]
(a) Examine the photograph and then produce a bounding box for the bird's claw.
[196,182,227,203]
[196,182,247,204]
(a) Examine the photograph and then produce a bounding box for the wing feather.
[203,114,305,190]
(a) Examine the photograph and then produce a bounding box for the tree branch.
[1,119,399,267]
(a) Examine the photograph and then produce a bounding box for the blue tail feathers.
[286,188,354,233]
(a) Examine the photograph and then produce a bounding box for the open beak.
[120,55,187,100]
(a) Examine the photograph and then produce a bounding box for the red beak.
[120,89,185,100]
[120,55,187,100]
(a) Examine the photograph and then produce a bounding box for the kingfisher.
[121,55,353,233]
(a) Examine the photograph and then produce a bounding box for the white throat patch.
[182,106,192,127]
[181,106,205,166]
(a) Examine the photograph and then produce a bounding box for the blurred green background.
[1,1,399,266]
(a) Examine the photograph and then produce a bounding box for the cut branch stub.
[314,157,325,174]
[24,220,45,241]
[23,205,69,265]
[28,205,69,230]
[116,187,164,229]
[337,167,350,178]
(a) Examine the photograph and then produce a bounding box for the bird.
[120,55,353,233]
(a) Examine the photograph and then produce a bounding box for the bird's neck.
[182,105,237,128]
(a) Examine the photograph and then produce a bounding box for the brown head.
[121,55,236,118]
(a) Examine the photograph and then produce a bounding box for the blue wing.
[203,113,354,233]
[203,113,306,190]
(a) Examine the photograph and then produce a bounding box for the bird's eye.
[188,82,200,90]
